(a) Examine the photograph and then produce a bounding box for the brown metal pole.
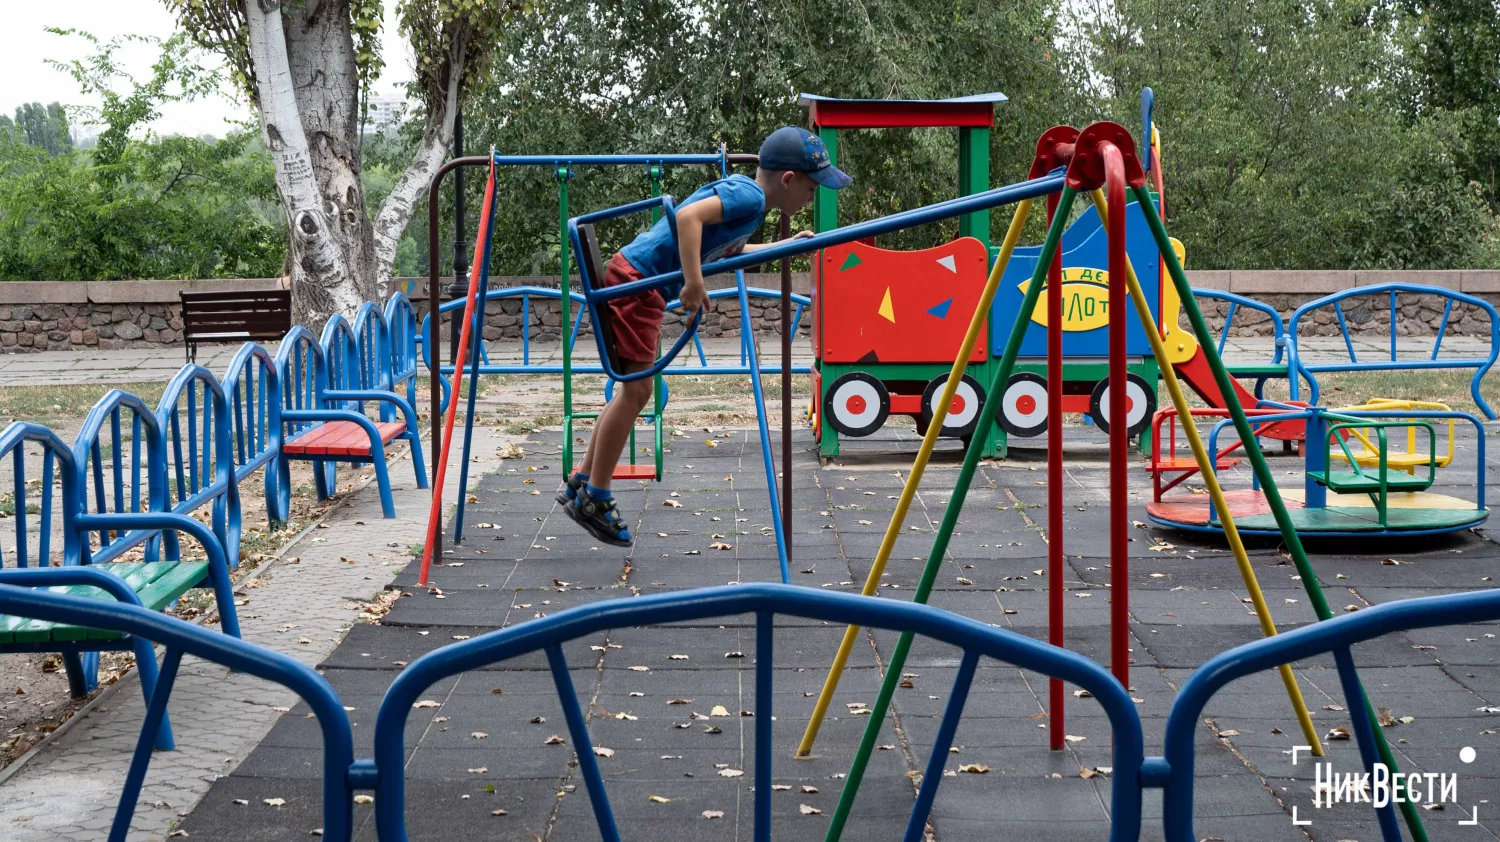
[779,212,793,565]
[427,155,491,566]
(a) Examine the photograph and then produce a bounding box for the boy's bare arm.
[674,197,723,313]
[740,230,815,253]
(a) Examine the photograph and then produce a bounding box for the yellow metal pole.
[795,199,1035,757]
[1090,188,1323,755]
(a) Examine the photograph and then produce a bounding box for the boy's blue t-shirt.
[619,174,766,300]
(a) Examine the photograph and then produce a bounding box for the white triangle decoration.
[936,255,957,273]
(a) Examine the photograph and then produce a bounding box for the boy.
[560,126,852,546]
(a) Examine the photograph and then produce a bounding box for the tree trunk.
[245,0,365,327]
[372,40,465,284]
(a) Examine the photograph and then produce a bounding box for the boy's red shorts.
[600,253,664,363]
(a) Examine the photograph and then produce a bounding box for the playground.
[1,90,1500,842]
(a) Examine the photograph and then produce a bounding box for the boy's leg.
[582,361,653,490]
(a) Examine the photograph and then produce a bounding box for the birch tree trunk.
[177,0,505,325]
[244,0,365,326]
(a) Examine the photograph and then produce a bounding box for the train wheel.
[1089,373,1155,438]
[824,372,890,437]
[920,374,986,438]
[998,372,1048,437]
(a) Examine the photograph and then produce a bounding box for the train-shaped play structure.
[803,93,1260,459]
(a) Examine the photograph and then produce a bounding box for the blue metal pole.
[452,171,499,544]
[738,268,790,584]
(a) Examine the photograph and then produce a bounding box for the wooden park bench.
[179,288,292,363]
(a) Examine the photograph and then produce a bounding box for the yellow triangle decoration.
[877,288,895,323]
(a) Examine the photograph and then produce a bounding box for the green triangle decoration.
[839,252,863,272]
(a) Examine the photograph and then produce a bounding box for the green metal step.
[1307,469,1434,495]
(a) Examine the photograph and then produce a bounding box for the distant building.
[364,94,409,135]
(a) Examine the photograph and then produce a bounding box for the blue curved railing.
[156,364,239,568]
[5,570,1500,840]
[0,584,355,841]
[1192,288,1286,362]
[384,292,420,408]
[1287,283,1500,418]
[370,583,1145,842]
[75,390,165,565]
[1164,588,1500,842]
[223,343,286,522]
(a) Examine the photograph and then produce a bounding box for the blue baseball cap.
[759,126,852,189]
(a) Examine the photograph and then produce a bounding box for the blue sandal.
[564,487,633,547]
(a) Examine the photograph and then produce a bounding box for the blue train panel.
[992,196,1164,358]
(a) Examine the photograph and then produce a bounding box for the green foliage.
[1390,0,1500,210]
[0,130,285,281]
[441,0,1082,277]
[1085,0,1498,270]
[6,103,72,156]
[44,29,220,168]
[0,29,283,281]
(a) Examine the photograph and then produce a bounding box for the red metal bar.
[1103,141,1130,689]
[1045,188,1065,750]
[419,161,497,587]
[808,101,996,129]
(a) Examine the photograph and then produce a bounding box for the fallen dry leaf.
[593,747,615,758]
[702,810,725,819]
[800,804,823,815]
[958,764,990,774]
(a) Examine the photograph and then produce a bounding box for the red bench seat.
[283,421,406,457]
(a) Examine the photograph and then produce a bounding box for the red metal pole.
[1102,142,1130,689]
[419,161,497,587]
[1045,191,1065,750]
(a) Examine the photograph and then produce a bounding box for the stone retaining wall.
[1,270,1497,352]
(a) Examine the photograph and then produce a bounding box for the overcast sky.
[0,0,414,137]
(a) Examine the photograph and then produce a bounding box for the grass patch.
[0,381,167,425]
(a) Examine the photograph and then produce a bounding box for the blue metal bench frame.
[323,312,428,493]
[1191,288,1288,399]
[0,583,355,842]
[1287,282,1500,418]
[276,326,421,519]
[384,292,421,409]
[370,583,1146,842]
[223,342,287,523]
[154,363,241,568]
[0,422,240,749]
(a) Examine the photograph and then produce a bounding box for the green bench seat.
[0,562,208,645]
[1307,469,1434,495]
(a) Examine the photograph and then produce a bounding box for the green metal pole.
[558,166,574,473]
[824,186,1077,842]
[1130,183,1428,842]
